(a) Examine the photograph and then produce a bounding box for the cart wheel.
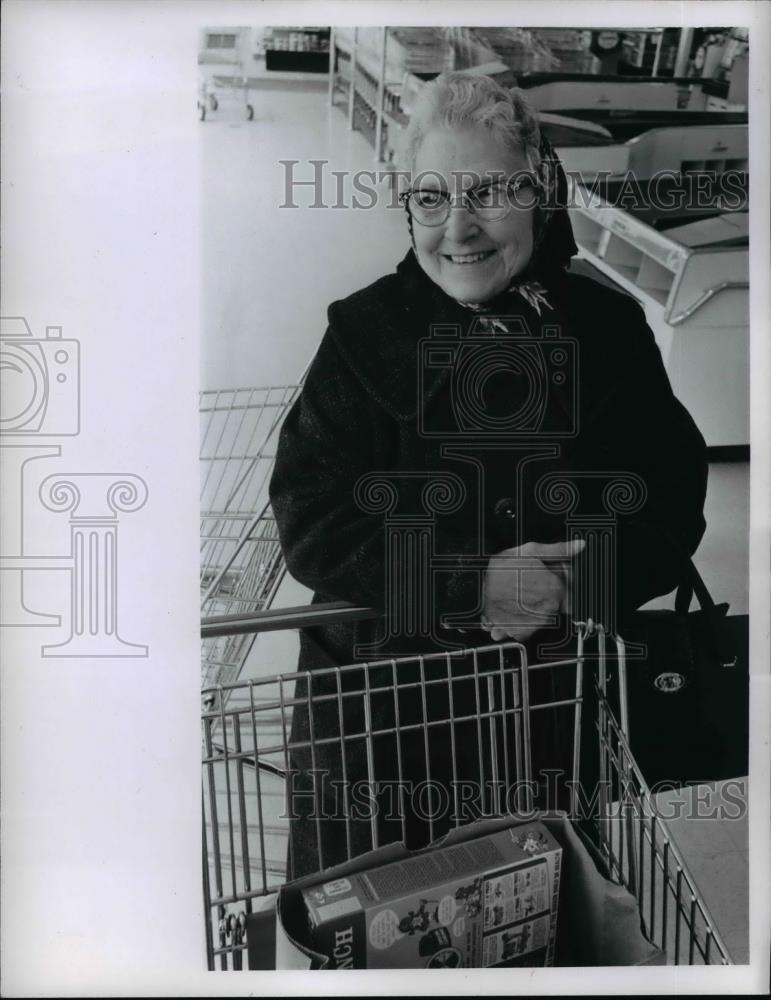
[246,104,254,121]
[198,102,206,122]
[209,95,218,112]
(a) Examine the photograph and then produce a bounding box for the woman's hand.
[481,539,586,642]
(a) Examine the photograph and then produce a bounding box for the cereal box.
[299,821,562,969]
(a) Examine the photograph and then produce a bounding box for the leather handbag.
[616,557,749,788]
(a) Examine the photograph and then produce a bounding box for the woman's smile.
[440,249,497,265]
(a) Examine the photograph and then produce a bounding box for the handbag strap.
[664,536,738,669]
[673,557,720,615]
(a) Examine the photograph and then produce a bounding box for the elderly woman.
[269,73,707,879]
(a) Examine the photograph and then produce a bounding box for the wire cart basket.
[199,382,303,691]
[201,609,735,970]
[198,61,257,122]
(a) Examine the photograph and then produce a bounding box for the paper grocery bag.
[267,812,664,969]
[541,816,665,966]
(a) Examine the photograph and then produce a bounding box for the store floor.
[201,76,407,390]
[201,79,750,963]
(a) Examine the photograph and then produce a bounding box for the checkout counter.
[555,118,748,452]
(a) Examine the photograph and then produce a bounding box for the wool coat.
[269,241,708,877]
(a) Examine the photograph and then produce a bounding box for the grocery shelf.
[330,27,453,163]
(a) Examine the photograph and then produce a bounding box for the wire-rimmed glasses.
[399,173,540,227]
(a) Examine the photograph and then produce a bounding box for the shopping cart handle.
[201,601,381,637]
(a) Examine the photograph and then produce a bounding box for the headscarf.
[517,131,578,302]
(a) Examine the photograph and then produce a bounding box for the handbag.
[615,555,749,789]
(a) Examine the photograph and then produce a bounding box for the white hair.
[404,72,542,176]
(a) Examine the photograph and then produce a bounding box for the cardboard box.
[298,821,561,969]
[267,814,666,969]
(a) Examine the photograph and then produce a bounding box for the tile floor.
[651,779,749,963]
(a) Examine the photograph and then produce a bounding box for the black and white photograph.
[2,1,770,995]
[199,15,758,974]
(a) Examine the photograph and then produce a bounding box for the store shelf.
[331,29,431,162]
[264,27,330,74]
[264,26,329,51]
[335,26,453,78]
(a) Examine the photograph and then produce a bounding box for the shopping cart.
[198,61,256,122]
[201,607,735,969]
[199,382,304,691]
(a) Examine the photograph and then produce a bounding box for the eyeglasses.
[399,175,540,227]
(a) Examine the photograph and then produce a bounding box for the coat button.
[494,497,517,519]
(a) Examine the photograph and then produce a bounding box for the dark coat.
[270,248,708,665]
[268,247,708,876]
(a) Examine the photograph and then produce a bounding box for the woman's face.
[411,123,536,304]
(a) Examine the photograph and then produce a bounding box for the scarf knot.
[458,279,552,320]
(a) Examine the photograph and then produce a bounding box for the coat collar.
[329,249,575,424]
